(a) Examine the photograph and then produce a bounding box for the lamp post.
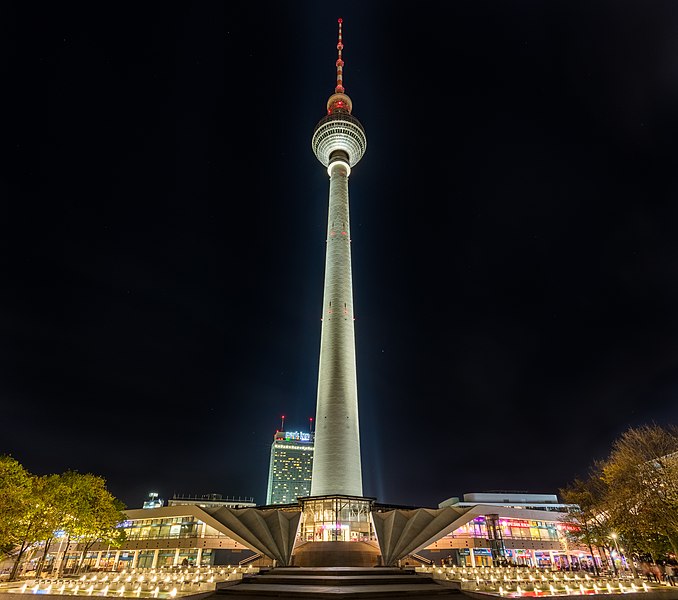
[610,533,623,576]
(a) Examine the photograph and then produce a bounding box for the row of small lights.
[419,566,651,596]
[431,566,634,581]
[13,566,256,597]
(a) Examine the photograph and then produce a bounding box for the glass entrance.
[299,496,374,543]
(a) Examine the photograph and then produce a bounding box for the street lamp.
[610,533,624,575]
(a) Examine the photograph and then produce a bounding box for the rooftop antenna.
[280,415,285,432]
[309,417,314,433]
[335,18,345,94]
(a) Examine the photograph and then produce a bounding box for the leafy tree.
[7,474,61,580]
[34,472,85,577]
[1,457,127,579]
[561,423,678,570]
[0,456,32,557]
[560,470,617,575]
[63,473,127,574]
[601,424,678,557]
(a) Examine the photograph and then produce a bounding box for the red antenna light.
[309,417,314,433]
[281,415,285,431]
[335,18,345,94]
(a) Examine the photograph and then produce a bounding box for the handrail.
[123,534,230,541]
[445,533,559,542]
[409,553,433,566]
[238,553,262,566]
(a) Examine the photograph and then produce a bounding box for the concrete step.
[218,581,458,597]
[271,567,410,576]
[240,574,434,586]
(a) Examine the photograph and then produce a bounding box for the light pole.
[610,533,623,576]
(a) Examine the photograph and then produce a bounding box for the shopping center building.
[55,504,260,573]
[417,492,592,568]
[45,491,595,572]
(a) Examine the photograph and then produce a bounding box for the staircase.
[217,566,459,597]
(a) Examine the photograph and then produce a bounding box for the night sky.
[2,1,678,510]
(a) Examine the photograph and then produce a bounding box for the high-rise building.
[310,18,367,498]
[266,430,314,505]
[142,492,164,509]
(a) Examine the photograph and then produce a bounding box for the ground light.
[417,563,669,597]
[0,566,254,598]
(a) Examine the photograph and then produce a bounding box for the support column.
[131,550,138,569]
[151,549,159,569]
[173,549,180,567]
[113,550,120,571]
[94,551,103,568]
[196,548,203,567]
[469,548,475,567]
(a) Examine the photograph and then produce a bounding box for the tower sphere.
[311,18,366,169]
[312,109,367,168]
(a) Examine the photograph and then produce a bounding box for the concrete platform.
[218,582,458,597]
[293,542,381,568]
[216,566,458,598]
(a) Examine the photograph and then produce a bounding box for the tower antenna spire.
[335,18,345,94]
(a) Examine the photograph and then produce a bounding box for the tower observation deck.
[310,18,367,498]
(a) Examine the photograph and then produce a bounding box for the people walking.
[651,563,663,584]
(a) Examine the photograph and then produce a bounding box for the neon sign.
[284,431,312,442]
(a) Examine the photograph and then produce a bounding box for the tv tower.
[310,19,367,498]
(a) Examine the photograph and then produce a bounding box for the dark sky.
[2,1,678,510]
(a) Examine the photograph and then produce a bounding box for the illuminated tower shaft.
[311,19,367,497]
[312,161,361,496]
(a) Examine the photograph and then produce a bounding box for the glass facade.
[120,517,227,540]
[58,548,212,571]
[421,513,588,568]
[300,496,373,542]
[451,516,560,542]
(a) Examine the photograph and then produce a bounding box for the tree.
[562,423,678,569]
[63,473,127,574]
[0,456,32,557]
[7,474,61,580]
[560,469,616,576]
[0,458,127,579]
[34,472,84,577]
[602,424,678,556]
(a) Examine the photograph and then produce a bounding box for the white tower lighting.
[310,19,367,497]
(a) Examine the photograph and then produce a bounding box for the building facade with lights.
[413,493,596,569]
[167,494,256,510]
[265,430,314,505]
[48,506,261,574]
[20,492,597,574]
